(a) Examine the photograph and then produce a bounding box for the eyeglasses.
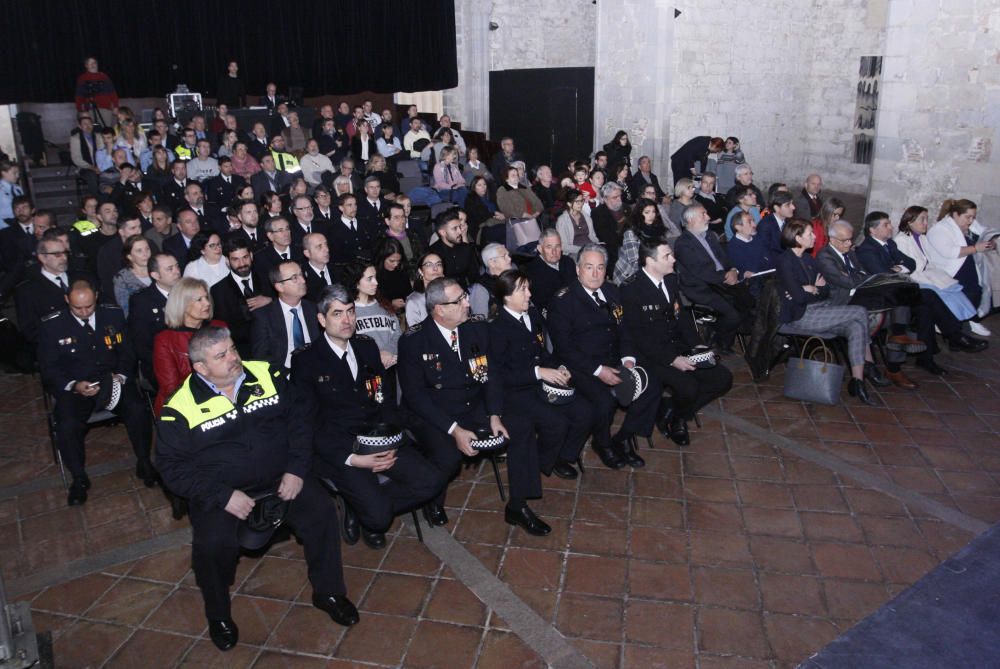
[276,272,304,283]
[270,227,290,234]
[831,237,853,245]
[440,291,469,306]
[421,261,443,269]
[293,205,311,211]
[40,251,69,256]
[205,242,222,249]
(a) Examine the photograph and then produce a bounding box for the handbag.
[505,216,541,250]
[782,336,845,405]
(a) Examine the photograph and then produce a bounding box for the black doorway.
[489,67,595,172]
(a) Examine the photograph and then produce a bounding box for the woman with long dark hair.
[613,198,668,283]
[374,237,412,312]
[602,130,632,172]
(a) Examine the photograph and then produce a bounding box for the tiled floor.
[4,329,1000,668]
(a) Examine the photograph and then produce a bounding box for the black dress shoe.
[669,417,690,446]
[136,459,158,488]
[593,445,625,470]
[360,526,386,550]
[551,461,578,480]
[614,436,645,468]
[915,358,947,376]
[949,334,989,353]
[656,406,674,439]
[67,480,88,506]
[848,378,879,406]
[421,502,449,527]
[78,473,91,491]
[208,618,239,651]
[504,503,551,536]
[342,504,360,545]
[313,594,360,627]
[169,493,189,520]
[864,362,891,387]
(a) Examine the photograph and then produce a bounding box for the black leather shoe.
[78,473,91,491]
[504,503,551,536]
[67,480,88,506]
[949,334,989,353]
[208,618,239,651]
[915,358,947,376]
[848,378,879,406]
[593,445,625,470]
[615,436,645,468]
[360,526,386,550]
[551,461,578,480]
[864,362,891,387]
[669,417,690,446]
[342,504,359,545]
[313,594,360,627]
[136,459,158,488]
[169,493,188,520]
[422,502,449,527]
[656,406,675,439]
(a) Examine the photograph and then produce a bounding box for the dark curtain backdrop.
[2,0,457,103]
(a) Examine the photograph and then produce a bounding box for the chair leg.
[693,413,702,429]
[410,510,424,543]
[489,455,506,501]
[646,437,655,449]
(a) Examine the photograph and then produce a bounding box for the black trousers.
[648,363,733,420]
[189,476,346,620]
[318,445,445,532]
[411,407,486,507]
[502,390,593,500]
[574,371,661,451]
[700,283,755,348]
[52,383,151,478]
[915,288,963,356]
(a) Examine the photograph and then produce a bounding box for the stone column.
[442,0,491,135]
[593,0,675,178]
[869,0,1000,221]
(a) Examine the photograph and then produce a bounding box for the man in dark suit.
[289,195,329,249]
[225,199,265,253]
[628,155,668,203]
[355,177,387,226]
[212,236,274,358]
[590,183,627,271]
[162,209,201,270]
[427,210,480,289]
[160,161,190,214]
[327,193,378,273]
[489,137,524,182]
[252,216,300,279]
[756,190,796,258]
[793,174,824,222]
[621,239,732,445]
[674,205,754,352]
[547,245,661,470]
[301,233,334,302]
[181,183,226,234]
[15,236,83,346]
[523,229,576,314]
[251,260,319,372]
[292,284,444,549]
[251,155,294,199]
[128,252,181,382]
[37,281,154,505]
[397,277,510,527]
[203,158,246,211]
[96,215,142,303]
[259,82,284,111]
[0,200,40,274]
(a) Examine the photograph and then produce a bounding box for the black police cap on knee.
[613,365,650,407]
[238,493,289,550]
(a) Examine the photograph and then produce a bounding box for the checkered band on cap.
[470,434,506,451]
[357,431,404,448]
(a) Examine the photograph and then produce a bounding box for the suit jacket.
[247,137,271,162]
[291,335,394,463]
[210,270,275,357]
[226,227,267,255]
[547,280,633,380]
[37,305,135,395]
[620,271,700,371]
[127,284,168,377]
[15,268,89,345]
[815,245,867,305]
[756,213,786,258]
[793,189,823,221]
[289,218,330,249]
[203,174,246,209]
[674,229,732,304]
[0,223,32,271]
[250,298,320,370]
[775,251,829,323]
[487,307,557,410]
[161,179,190,213]
[96,236,124,303]
[259,95,286,111]
[252,244,301,278]
[398,318,501,434]
[355,197,388,225]
[327,218,379,265]
[855,237,916,275]
[427,239,480,289]
[162,233,194,269]
[628,170,666,201]
[351,136,379,165]
[251,170,294,199]
[302,261,335,302]
[523,255,575,313]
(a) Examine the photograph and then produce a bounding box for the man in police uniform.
[397,277,509,527]
[548,244,661,469]
[156,326,358,652]
[37,280,154,504]
[292,285,444,548]
[620,239,733,445]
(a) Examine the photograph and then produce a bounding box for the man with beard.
[211,236,273,357]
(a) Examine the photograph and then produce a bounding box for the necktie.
[450,329,459,355]
[319,269,328,284]
[658,281,670,303]
[592,290,608,311]
[241,279,253,298]
[519,315,530,331]
[248,232,256,241]
[224,177,230,184]
[80,318,94,335]
[281,252,289,260]
[290,308,305,349]
[278,154,286,171]
[351,219,357,233]
[844,254,854,273]
[57,275,68,294]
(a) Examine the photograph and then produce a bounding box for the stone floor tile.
[556,593,624,642]
[631,497,685,528]
[682,452,732,478]
[574,493,629,525]
[742,507,802,538]
[403,620,483,669]
[799,511,865,543]
[685,501,743,532]
[696,607,769,657]
[252,652,329,668]
[360,572,432,617]
[569,521,629,557]
[764,613,841,663]
[500,547,563,590]
[624,599,694,648]
[52,619,134,668]
[623,645,696,669]
[86,577,172,625]
[423,579,487,626]
[142,587,206,635]
[269,603,346,655]
[688,530,753,567]
[736,481,794,508]
[105,628,193,668]
[628,526,688,562]
[228,595,292,646]
[380,536,441,577]
[749,536,816,574]
[31,572,117,615]
[125,544,192,583]
[475,630,545,669]
[563,554,627,597]
[693,566,760,610]
[508,515,571,551]
[334,612,416,664]
[684,477,738,503]
[239,556,308,601]
[453,509,510,545]
[628,560,691,601]
[633,472,684,499]
[811,543,882,581]
[698,655,773,669]
[871,545,937,585]
[570,638,622,669]
[758,572,826,616]
[822,578,891,619]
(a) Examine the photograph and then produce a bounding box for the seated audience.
[669,178,696,228]
[183,232,229,286]
[374,238,411,312]
[252,260,320,371]
[727,211,774,296]
[405,251,445,327]
[469,243,512,317]
[496,165,544,224]
[427,209,479,288]
[614,197,668,284]
[724,163,765,209]
[556,188,599,258]
[694,172,727,235]
[113,235,153,315]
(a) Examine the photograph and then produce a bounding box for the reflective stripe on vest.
[164,360,279,429]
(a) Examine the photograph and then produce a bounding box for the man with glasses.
[16,235,82,346]
[724,163,764,209]
[251,261,319,373]
[253,216,300,277]
[289,195,327,248]
[398,277,508,527]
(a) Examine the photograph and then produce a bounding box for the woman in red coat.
[152,277,227,415]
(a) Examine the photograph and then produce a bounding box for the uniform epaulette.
[467,314,486,323]
[403,323,423,335]
[553,287,569,298]
[354,334,373,342]
[41,311,62,322]
[620,272,638,286]
[100,303,123,310]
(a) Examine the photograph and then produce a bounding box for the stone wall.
[488,1,597,72]
[868,0,1000,223]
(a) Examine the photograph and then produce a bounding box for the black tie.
[248,232,256,242]
[278,154,286,171]
[241,279,253,298]
[845,254,854,273]
[80,318,94,335]
[281,252,289,260]
[350,220,357,233]
[519,315,530,331]
[592,290,608,311]
[882,244,893,264]
[57,276,68,294]
[320,269,328,284]
[658,281,670,303]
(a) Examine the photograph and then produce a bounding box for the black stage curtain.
[2,0,457,103]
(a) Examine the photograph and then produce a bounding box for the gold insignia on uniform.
[612,304,624,323]
[468,353,489,383]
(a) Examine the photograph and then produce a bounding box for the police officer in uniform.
[397,277,509,527]
[292,285,444,549]
[620,238,733,445]
[548,244,661,469]
[37,280,154,504]
[156,326,358,652]
[488,269,593,534]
